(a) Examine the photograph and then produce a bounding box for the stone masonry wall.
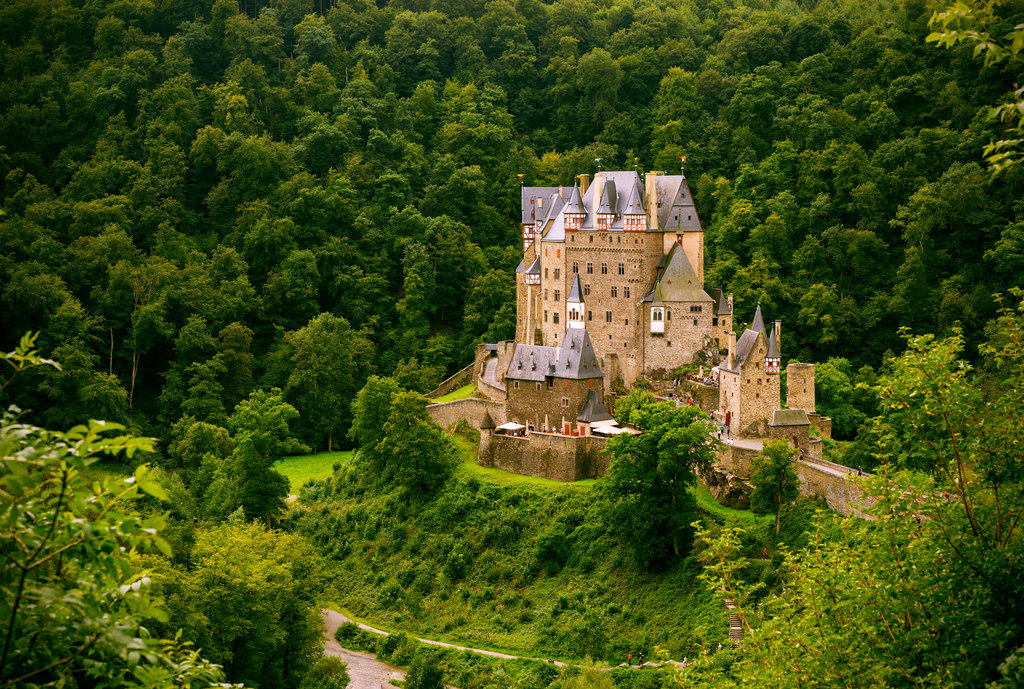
[786,363,816,413]
[427,398,506,430]
[479,432,609,481]
[506,377,598,432]
[716,443,870,516]
[768,423,811,453]
[428,362,474,399]
[737,336,781,437]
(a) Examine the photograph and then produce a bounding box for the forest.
[2,0,1024,686]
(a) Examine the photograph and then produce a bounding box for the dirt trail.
[323,610,406,689]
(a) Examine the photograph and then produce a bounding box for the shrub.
[378,580,404,608]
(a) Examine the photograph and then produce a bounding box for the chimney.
[728,294,734,312]
[592,173,605,215]
[645,172,660,230]
[579,174,590,195]
[728,331,736,369]
[774,319,781,351]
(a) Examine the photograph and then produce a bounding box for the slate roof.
[577,389,613,423]
[720,328,764,374]
[563,183,584,214]
[707,287,733,316]
[506,328,603,381]
[519,172,702,234]
[622,179,645,215]
[515,258,525,273]
[521,186,561,225]
[567,275,583,303]
[770,409,810,427]
[525,257,540,275]
[642,244,713,304]
[750,302,766,334]
[766,325,780,359]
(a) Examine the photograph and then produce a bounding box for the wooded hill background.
[1,0,1022,450]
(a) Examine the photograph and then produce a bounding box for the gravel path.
[323,610,406,689]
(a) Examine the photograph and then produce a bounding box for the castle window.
[544,289,548,300]
[555,268,560,279]
[561,397,569,407]
[589,235,593,243]
[557,249,560,257]
[652,309,663,321]
[536,383,541,391]
[611,286,618,298]
[713,317,719,326]
[564,380,568,388]
[544,310,548,322]
[667,310,671,320]
[584,284,590,296]
[587,310,592,320]
[758,378,761,385]
[587,262,593,274]
[606,311,612,322]
[756,393,760,399]
[617,236,621,243]
[693,319,697,326]
[555,290,560,301]
[514,381,519,389]
[618,263,625,275]
[624,286,630,299]
[625,319,629,325]
[572,262,579,274]
[668,341,672,346]
[601,262,608,274]
[553,312,560,324]
[589,380,594,388]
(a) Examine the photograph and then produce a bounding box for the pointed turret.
[623,180,646,232]
[563,183,585,230]
[566,275,585,329]
[766,324,780,375]
[751,301,766,335]
[596,180,616,230]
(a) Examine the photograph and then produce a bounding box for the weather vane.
[517,173,524,186]
[680,155,686,177]
[595,158,602,172]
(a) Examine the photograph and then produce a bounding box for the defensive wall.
[427,398,506,430]
[479,430,609,482]
[426,363,475,399]
[715,441,869,516]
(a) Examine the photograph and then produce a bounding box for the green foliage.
[157,522,324,689]
[603,402,716,570]
[0,339,235,688]
[406,650,445,689]
[748,440,800,535]
[298,655,350,689]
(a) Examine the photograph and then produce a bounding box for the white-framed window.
[652,307,664,321]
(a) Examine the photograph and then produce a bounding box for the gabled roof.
[751,302,766,335]
[767,325,780,359]
[770,409,810,427]
[707,288,732,315]
[506,329,603,381]
[515,258,526,274]
[720,328,765,374]
[554,328,603,379]
[563,183,584,215]
[596,181,616,215]
[642,244,713,304]
[622,179,645,215]
[521,186,561,224]
[653,175,703,232]
[577,389,613,423]
[525,257,541,275]
[567,275,583,303]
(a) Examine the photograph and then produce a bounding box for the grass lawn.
[274,450,354,492]
[431,383,477,403]
[692,481,770,528]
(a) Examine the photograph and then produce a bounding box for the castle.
[454,169,827,481]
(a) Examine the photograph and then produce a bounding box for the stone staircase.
[724,598,743,642]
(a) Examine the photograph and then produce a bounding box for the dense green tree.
[748,439,799,535]
[603,401,715,570]
[284,312,374,450]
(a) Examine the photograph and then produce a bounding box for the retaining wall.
[427,398,506,430]
[426,363,475,399]
[479,431,609,481]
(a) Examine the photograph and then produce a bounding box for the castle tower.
[786,362,816,413]
[563,183,585,231]
[766,322,780,375]
[718,304,781,437]
[567,275,585,329]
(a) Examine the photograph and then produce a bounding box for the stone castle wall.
[427,398,506,430]
[506,377,598,433]
[643,301,714,374]
[679,380,719,415]
[428,363,475,399]
[768,423,811,453]
[479,431,609,481]
[807,412,832,439]
[786,363,816,413]
[716,443,870,516]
